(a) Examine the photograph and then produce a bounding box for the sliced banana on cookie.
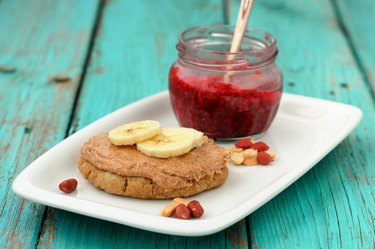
[193,129,205,148]
[108,120,161,145]
[137,127,204,158]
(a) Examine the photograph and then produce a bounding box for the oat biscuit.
[78,134,229,199]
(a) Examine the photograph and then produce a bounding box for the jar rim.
[178,24,277,56]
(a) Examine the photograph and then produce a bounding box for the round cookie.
[78,134,229,199]
[78,159,228,199]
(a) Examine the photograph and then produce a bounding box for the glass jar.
[169,25,283,139]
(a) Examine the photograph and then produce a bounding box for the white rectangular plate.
[12,91,362,236]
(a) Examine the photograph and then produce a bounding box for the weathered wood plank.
[333,0,375,91]
[38,0,249,248]
[0,0,99,248]
[227,0,375,247]
[37,210,169,249]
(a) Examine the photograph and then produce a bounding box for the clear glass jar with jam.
[169,25,283,139]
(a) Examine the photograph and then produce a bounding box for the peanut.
[257,151,273,165]
[230,152,244,165]
[59,178,78,193]
[161,204,177,217]
[250,141,269,151]
[235,138,254,149]
[175,204,191,219]
[230,139,276,166]
[188,200,204,218]
[242,148,257,158]
[161,198,189,217]
[243,156,257,166]
[266,151,276,160]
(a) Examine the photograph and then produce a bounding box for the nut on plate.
[266,151,276,160]
[243,156,258,166]
[228,138,276,166]
[242,148,257,158]
[161,198,190,217]
[160,198,205,219]
[230,152,244,165]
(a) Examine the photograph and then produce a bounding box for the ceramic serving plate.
[12,91,362,236]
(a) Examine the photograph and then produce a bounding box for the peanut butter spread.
[80,134,228,191]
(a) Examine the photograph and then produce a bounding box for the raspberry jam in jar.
[169,25,283,139]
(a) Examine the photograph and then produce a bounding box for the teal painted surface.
[38,0,249,248]
[1,0,374,248]
[69,0,226,128]
[0,0,99,248]
[334,0,375,89]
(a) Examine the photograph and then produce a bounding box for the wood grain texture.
[227,0,375,247]
[68,0,225,129]
[0,0,99,248]
[332,0,375,91]
[38,0,249,248]
[4,0,374,248]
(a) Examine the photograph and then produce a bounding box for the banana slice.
[108,120,161,145]
[136,127,204,158]
[193,129,204,147]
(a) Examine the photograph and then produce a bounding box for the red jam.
[169,64,282,138]
[169,25,283,138]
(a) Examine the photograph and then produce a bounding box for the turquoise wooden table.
[1,0,374,248]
